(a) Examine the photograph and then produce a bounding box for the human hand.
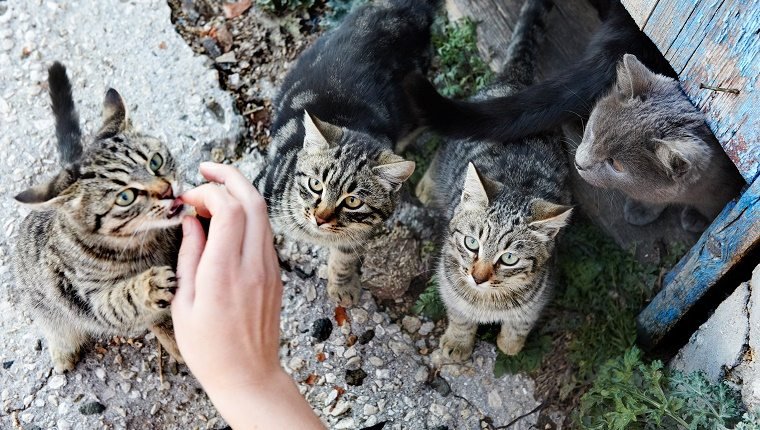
[172,162,282,395]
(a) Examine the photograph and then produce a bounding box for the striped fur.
[12,63,189,372]
[423,0,573,361]
[254,0,438,306]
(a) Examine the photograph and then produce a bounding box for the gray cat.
[254,0,439,306]
[420,0,571,361]
[12,63,189,372]
[574,54,745,232]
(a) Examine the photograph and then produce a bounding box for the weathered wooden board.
[636,177,760,349]
[622,0,760,183]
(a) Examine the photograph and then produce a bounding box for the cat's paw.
[143,266,177,311]
[415,170,435,205]
[497,332,526,356]
[439,333,474,362]
[680,207,709,233]
[50,347,80,373]
[623,198,666,226]
[327,276,361,307]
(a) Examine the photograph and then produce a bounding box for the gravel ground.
[0,0,551,428]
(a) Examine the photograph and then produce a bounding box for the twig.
[157,340,164,385]
[493,401,546,429]
[699,83,740,94]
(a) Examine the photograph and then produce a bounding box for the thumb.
[176,216,205,306]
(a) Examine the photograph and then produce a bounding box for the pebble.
[334,418,355,429]
[95,368,106,380]
[56,418,71,430]
[330,399,351,416]
[345,368,367,386]
[375,369,390,379]
[430,375,451,397]
[227,73,240,89]
[350,308,368,324]
[305,283,317,302]
[343,346,357,359]
[79,401,106,415]
[215,52,236,63]
[414,366,429,382]
[488,390,502,408]
[120,382,131,393]
[359,329,375,345]
[311,318,333,342]
[419,322,435,336]
[21,412,34,423]
[402,316,421,333]
[48,374,66,389]
[288,357,305,371]
[325,373,336,384]
[389,340,410,356]
[368,356,383,367]
[363,404,378,416]
[345,356,362,370]
[364,416,378,427]
[324,389,339,406]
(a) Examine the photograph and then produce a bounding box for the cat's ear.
[97,88,130,139]
[460,163,490,209]
[655,138,705,179]
[14,169,79,210]
[617,54,657,98]
[528,199,573,240]
[303,111,342,154]
[373,152,415,192]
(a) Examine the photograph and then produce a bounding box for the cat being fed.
[12,62,190,372]
[421,0,571,361]
[253,0,440,306]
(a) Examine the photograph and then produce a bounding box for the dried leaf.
[316,352,326,362]
[303,374,318,385]
[214,24,234,53]
[334,306,349,326]
[347,334,358,347]
[223,0,252,19]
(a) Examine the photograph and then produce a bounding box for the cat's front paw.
[497,331,526,356]
[623,198,666,226]
[50,348,80,373]
[327,275,361,307]
[143,266,177,311]
[439,332,474,362]
[680,207,709,233]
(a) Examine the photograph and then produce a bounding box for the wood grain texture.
[620,0,659,27]
[636,177,760,349]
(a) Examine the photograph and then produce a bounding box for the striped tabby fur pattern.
[254,0,438,306]
[12,63,189,372]
[421,0,573,361]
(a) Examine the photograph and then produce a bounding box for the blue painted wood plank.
[637,177,760,349]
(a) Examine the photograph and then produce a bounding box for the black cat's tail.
[403,0,674,142]
[48,62,83,165]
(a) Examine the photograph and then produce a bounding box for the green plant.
[413,278,446,321]
[430,16,493,98]
[493,334,552,376]
[577,347,747,429]
[256,0,314,14]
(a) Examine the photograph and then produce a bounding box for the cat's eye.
[500,252,519,266]
[308,177,323,193]
[149,153,164,173]
[344,196,363,209]
[607,158,624,172]
[464,236,479,252]
[115,189,137,206]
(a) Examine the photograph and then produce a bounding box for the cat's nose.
[314,209,334,226]
[315,215,329,226]
[471,263,493,285]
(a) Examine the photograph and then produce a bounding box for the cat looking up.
[13,62,189,372]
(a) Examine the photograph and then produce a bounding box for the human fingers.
[180,183,246,260]
[175,216,206,306]
[198,162,260,206]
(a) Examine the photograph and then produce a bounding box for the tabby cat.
[254,0,439,306]
[574,54,744,232]
[422,0,572,361]
[12,62,188,372]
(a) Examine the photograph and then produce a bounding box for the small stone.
[430,375,451,397]
[487,390,502,408]
[375,369,390,379]
[49,374,66,389]
[402,316,421,333]
[363,404,378,416]
[325,373,336,384]
[414,366,429,382]
[311,318,333,342]
[368,356,383,367]
[227,73,240,89]
[79,401,106,416]
[95,368,106,380]
[334,418,355,429]
[419,322,435,336]
[56,418,71,430]
[343,347,357,359]
[324,389,339,406]
[389,340,410,356]
[330,400,351,416]
[350,308,369,324]
[21,412,33,423]
[288,357,305,371]
[346,368,368,386]
[2,360,12,369]
[364,416,378,427]
[305,283,317,302]
[345,356,362,370]
[119,382,131,393]
[317,264,328,279]
[359,330,375,344]
[215,52,236,63]
[201,37,221,58]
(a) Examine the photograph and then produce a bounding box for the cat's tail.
[495,0,554,90]
[48,62,83,165]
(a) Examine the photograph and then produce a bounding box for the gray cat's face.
[575,54,710,202]
[440,164,571,308]
[15,90,190,238]
[284,112,415,245]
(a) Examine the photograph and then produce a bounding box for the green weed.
[430,16,493,98]
[413,278,446,321]
[256,0,314,14]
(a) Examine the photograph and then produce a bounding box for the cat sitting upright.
[13,62,189,372]
[574,54,744,232]
[422,0,571,361]
[254,0,440,306]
